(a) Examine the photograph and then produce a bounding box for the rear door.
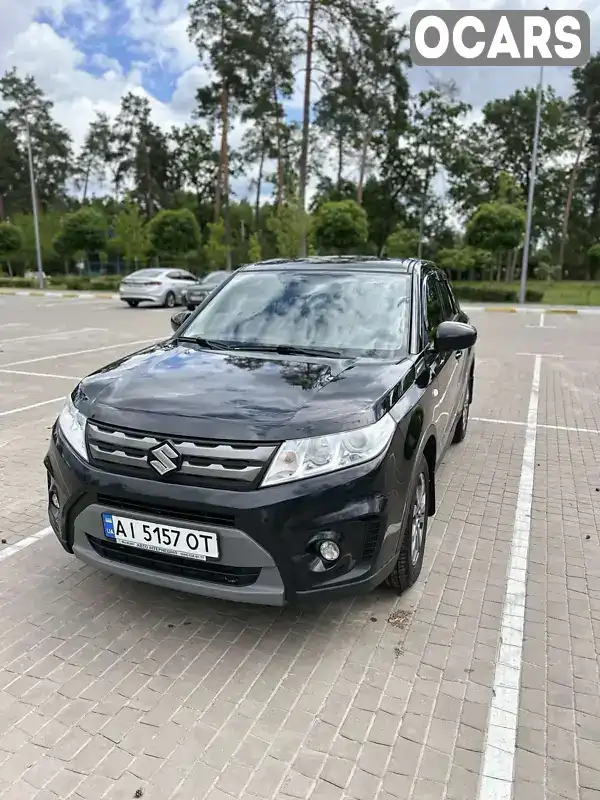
[422,273,460,449]
[436,273,465,425]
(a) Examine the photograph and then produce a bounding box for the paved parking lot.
[0,293,599,800]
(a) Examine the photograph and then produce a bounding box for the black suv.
[45,257,476,605]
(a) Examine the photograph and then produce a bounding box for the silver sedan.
[119,268,199,308]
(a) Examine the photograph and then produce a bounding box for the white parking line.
[0,327,106,345]
[0,338,156,368]
[0,369,78,380]
[0,527,53,562]
[0,397,64,417]
[478,355,541,800]
[472,417,600,435]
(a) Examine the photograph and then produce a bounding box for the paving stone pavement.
[0,295,598,799]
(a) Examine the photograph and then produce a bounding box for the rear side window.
[424,277,444,343]
[437,277,456,321]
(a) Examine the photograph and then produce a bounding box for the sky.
[0,0,598,201]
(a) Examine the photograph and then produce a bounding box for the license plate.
[101,513,219,560]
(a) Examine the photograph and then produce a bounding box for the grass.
[453,280,600,306]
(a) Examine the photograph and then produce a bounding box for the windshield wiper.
[176,336,231,351]
[231,343,343,358]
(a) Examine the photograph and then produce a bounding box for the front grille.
[88,536,261,586]
[96,494,235,528]
[87,421,278,488]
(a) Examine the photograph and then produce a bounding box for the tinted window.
[425,277,444,343]
[437,277,456,321]
[184,270,412,358]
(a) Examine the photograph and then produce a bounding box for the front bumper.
[185,292,209,307]
[44,425,410,606]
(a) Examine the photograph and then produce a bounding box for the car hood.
[77,340,413,441]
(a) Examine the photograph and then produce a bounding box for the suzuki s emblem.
[148,441,182,476]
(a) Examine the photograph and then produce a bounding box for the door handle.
[455,350,463,359]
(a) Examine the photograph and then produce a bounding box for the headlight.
[57,395,89,461]
[261,414,395,487]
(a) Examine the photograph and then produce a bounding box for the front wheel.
[386,455,429,593]
[126,300,139,307]
[164,291,176,309]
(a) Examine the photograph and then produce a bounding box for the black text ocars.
[45,257,476,605]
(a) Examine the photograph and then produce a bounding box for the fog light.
[50,490,60,509]
[319,540,340,562]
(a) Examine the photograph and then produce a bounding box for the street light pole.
[25,116,44,290]
[519,40,546,303]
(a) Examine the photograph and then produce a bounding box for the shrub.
[0,277,37,288]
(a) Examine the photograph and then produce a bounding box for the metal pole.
[519,65,544,304]
[25,117,44,290]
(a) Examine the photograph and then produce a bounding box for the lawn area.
[453,280,600,306]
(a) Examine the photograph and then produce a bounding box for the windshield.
[203,272,228,285]
[182,269,411,358]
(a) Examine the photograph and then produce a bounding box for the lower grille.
[88,536,261,586]
[361,519,382,560]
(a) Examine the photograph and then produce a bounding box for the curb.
[0,289,119,299]
[484,307,518,313]
[546,308,578,314]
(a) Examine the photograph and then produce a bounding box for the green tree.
[75,111,113,200]
[266,199,306,259]
[312,199,368,253]
[148,208,201,257]
[113,203,151,265]
[13,210,63,271]
[170,124,218,212]
[54,208,107,263]
[385,223,419,258]
[0,221,23,275]
[466,200,525,280]
[203,219,229,269]
[188,0,263,268]
[0,68,72,211]
[247,232,262,263]
[437,245,492,281]
[587,242,600,279]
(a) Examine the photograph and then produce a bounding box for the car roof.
[240,255,431,274]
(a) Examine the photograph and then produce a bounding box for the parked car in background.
[119,268,198,308]
[45,256,477,606]
[183,270,229,310]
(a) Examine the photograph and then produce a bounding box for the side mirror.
[170,310,191,332]
[434,320,477,353]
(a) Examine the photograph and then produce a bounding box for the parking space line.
[472,417,600,435]
[0,397,64,417]
[478,355,541,800]
[0,338,156,368]
[0,527,53,562]
[517,351,563,358]
[0,369,78,380]
[0,327,106,344]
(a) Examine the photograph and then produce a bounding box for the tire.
[164,291,176,309]
[126,300,139,307]
[452,379,471,444]
[187,303,195,311]
[386,456,429,593]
